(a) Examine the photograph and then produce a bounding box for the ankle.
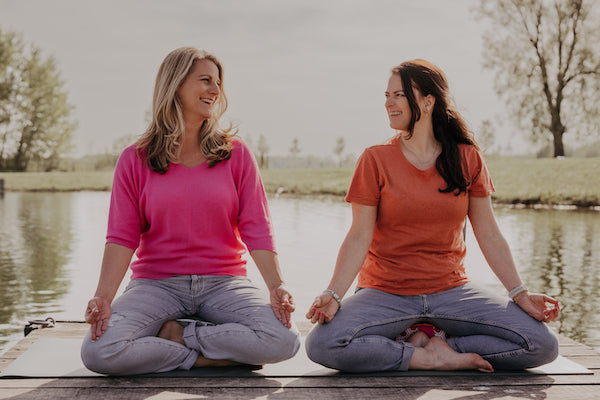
[408,347,434,370]
[158,320,185,346]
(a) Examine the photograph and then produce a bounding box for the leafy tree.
[475,0,600,157]
[333,137,345,167]
[0,27,76,171]
[0,29,23,168]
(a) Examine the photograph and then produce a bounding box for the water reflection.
[253,196,353,312]
[506,208,600,350]
[0,193,74,349]
[0,193,599,355]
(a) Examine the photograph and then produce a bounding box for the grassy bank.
[260,168,352,196]
[1,157,599,207]
[0,171,113,192]
[263,157,600,207]
[485,156,600,207]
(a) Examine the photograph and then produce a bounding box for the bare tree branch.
[475,0,600,157]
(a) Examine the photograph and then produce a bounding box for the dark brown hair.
[392,59,479,195]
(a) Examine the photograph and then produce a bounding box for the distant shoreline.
[1,156,599,209]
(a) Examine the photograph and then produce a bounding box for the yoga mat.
[0,337,592,378]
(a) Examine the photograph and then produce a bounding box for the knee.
[80,334,126,375]
[80,336,108,374]
[257,326,301,363]
[276,327,301,361]
[305,325,335,366]
[529,329,559,367]
[506,328,559,369]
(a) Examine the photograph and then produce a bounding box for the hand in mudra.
[306,292,340,324]
[85,296,112,340]
[514,292,560,322]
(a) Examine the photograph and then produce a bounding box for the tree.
[0,29,23,168]
[111,133,139,155]
[257,134,269,168]
[477,119,497,152]
[333,137,345,167]
[0,27,76,171]
[475,0,600,157]
[289,137,301,168]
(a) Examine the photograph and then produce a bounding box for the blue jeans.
[305,282,558,372]
[81,275,300,375]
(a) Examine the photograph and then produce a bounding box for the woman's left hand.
[514,292,560,323]
[270,284,295,329]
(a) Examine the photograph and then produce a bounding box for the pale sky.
[0,0,521,158]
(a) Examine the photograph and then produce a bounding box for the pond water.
[1,192,599,354]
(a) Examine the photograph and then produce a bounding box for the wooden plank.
[2,321,600,400]
[23,322,89,338]
[559,346,600,357]
[563,356,600,369]
[0,384,600,400]
[2,372,600,389]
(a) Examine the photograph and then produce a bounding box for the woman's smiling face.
[177,59,221,123]
[385,73,412,131]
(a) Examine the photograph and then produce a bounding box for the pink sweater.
[106,140,275,279]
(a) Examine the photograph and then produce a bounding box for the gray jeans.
[81,275,300,375]
[305,282,558,372]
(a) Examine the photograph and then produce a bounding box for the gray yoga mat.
[0,337,592,378]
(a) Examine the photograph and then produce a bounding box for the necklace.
[400,138,441,170]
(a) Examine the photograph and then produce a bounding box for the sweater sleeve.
[234,141,276,253]
[106,146,145,249]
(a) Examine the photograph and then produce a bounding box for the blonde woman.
[81,47,300,375]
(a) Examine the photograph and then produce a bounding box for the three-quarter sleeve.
[106,147,145,250]
[234,141,276,253]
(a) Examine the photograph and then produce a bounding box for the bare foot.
[157,320,254,369]
[407,331,430,348]
[409,337,493,372]
[193,356,246,368]
[158,320,186,346]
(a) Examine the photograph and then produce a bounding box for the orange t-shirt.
[345,137,495,295]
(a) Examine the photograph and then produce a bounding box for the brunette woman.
[305,60,559,373]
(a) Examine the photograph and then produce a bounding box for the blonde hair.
[137,47,235,173]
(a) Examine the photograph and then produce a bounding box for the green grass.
[0,171,113,192]
[485,156,600,207]
[1,157,599,207]
[260,168,353,196]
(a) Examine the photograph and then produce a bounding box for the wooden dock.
[1,321,600,399]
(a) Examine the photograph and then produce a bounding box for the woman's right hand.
[85,296,112,340]
[306,292,340,324]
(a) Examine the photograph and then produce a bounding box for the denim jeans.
[305,282,558,372]
[81,275,300,375]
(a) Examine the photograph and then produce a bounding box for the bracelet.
[324,289,342,308]
[508,285,528,300]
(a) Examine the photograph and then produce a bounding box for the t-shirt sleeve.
[234,141,276,253]
[106,147,144,249]
[345,148,381,206]
[466,147,495,197]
